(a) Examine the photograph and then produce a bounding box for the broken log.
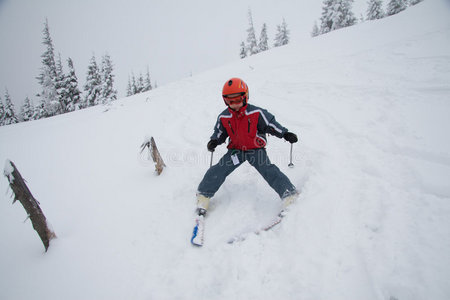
[3,160,56,252]
[150,137,166,175]
[140,136,166,175]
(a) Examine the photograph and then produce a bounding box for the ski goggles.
[223,93,245,104]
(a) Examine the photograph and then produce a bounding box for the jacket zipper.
[228,121,235,134]
[248,119,251,133]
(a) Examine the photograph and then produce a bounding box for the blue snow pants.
[197,148,296,199]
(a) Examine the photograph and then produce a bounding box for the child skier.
[196,77,299,216]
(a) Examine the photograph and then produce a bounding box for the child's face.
[229,101,244,111]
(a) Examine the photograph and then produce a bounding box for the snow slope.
[1,1,450,299]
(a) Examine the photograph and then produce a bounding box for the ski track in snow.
[1,1,450,299]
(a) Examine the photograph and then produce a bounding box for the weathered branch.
[3,160,56,252]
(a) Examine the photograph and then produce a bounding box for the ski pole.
[209,151,214,167]
[288,143,294,168]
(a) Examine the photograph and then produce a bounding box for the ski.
[227,210,286,244]
[191,214,205,246]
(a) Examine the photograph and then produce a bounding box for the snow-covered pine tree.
[336,0,357,29]
[246,9,259,55]
[33,100,46,120]
[136,73,145,94]
[55,53,67,114]
[36,19,59,117]
[20,97,35,122]
[65,58,81,111]
[239,42,247,59]
[339,0,358,27]
[386,0,407,16]
[100,53,117,105]
[258,23,269,52]
[84,55,102,107]
[319,0,357,34]
[3,89,18,125]
[367,0,385,20]
[131,73,138,95]
[311,21,320,37]
[0,96,4,126]
[319,0,334,34]
[143,67,153,92]
[126,76,133,96]
[274,18,290,47]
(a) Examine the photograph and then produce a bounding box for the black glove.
[283,132,298,143]
[207,139,218,152]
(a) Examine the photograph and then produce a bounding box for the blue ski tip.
[191,225,203,246]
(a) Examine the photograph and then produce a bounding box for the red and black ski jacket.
[211,104,288,150]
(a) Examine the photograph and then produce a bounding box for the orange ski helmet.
[222,78,249,106]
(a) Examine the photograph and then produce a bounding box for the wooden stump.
[4,160,56,252]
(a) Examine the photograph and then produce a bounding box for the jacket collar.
[228,104,248,118]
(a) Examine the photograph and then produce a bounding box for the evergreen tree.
[136,73,145,94]
[319,0,334,34]
[33,100,46,120]
[246,9,259,55]
[311,21,320,37]
[320,0,357,34]
[100,53,117,105]
[36,19,59,117]
[258,23,269,52]
[3,89,18,125]
[126,76,133,97]
[21,97,35,122]
[367,0,385,20]
[65,58,81,111]
[84,55,102,107]
[386,0,407,16]
[239,41,247,59]
[274,18,290,47]
[143,67,153,92]
[131,73,138,95]
[55,53,67,114]
[0,96,4,126]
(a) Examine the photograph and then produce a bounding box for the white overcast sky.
[0,0,367,106]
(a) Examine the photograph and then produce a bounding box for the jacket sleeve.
[210,116,228,145]
[258,108,288,138]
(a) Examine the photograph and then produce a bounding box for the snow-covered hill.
[1,1,450,299]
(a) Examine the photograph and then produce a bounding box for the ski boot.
[280,191,299,216]
[196,194,210,216]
